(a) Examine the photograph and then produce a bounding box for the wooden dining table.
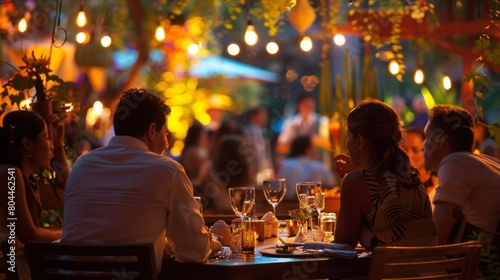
[159,237,371,280]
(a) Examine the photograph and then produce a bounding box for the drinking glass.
[228,187,256,220]
[316,192,325,227]
[296,182,322,228]
[262,178,287,215]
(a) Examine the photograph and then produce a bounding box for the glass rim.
[296,181,322,186]
[228,186,255,191]
[262,178,286,182]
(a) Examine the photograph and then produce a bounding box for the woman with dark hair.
[179,123,209,183]
[405,126,438,210]
[197,134,255,214]
[333,99,436,250]
[0,110,69,279]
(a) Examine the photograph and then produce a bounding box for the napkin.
[303,242,358,259]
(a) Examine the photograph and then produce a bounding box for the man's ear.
[147,123,157,141]
[358,135,366,151]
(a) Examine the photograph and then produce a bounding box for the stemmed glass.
[228,187,256,220]
[296,182,322,228]
[316,192,325,228]
[262,178,287,215]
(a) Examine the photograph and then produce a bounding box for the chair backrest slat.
[25,241,157,280]
[368,241,482,280]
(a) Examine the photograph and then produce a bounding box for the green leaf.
[9,92,25,107]
[475,37,491,50]
[486,48,500,66]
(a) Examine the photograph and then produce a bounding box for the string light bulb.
[76,31,88,44]
[333,34,346,46]
[155,20,166,41]
[414,68,424,84]
[101,34,112,48]
[266,42,279,54]
[227,43,240,56]
[76,2,87,27]
[443,75,452,90]
[18,18,27,33]
[244,20,258,46]
[388,60,399,75]
[300,36,313,52]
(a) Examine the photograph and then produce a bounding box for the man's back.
[62,136,210,272]
[434,152,500,235]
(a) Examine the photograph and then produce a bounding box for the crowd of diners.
[1,88,499,279]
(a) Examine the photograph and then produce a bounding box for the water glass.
[320,212,337,241]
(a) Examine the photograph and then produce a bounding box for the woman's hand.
[333,154,359,179]
[50,114,65,148]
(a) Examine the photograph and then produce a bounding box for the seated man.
[62,88,211,274]
[423,105,500,247]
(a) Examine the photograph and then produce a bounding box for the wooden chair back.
[25,241,157,280]
[368,240,482,280]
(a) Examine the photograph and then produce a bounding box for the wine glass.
[316,192,325,228]
[262,178,287,215]
[296,182,322,228]
[228,187,256,220]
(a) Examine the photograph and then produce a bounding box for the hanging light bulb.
[333,34,346,46]
[443,75,452,90]
[76,31,88,44]
[18,18,27,33]
[388,60,400,75]
[244,20,258,46]
[414,68,424,84]
[76,2,87,27]
[300,36,313,52]
[101,34,112,48]
[155,20,166,42]
[227,43,240,56]
[266,42,279,55]
[93,101,104,116]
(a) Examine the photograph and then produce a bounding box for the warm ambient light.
[93,101,104,116]
[76,2,87,27]
[18,18,27,33]
[227,43,240,56]
[187,43,200,55]
[100,35,111,48]
[443,75,452,90]
[266,42,279,55]
[244,22,258,46]
[300,36,312,52]
[388,60,400,75]
[333,34,346,46]
[155,25,166,41]
[414,69,424,84]
[76,32,87,44]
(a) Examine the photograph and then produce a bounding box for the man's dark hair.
[428,105,474,152]
[295,93,314,106]
[288,135,312,158]
[113,88,171,137]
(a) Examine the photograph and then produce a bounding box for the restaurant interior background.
[1,0,499,158]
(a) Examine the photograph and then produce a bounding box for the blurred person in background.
[179,122,210,184]
[474,118,499,159]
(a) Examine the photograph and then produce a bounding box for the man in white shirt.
[277,93,331,169]
[62,88,211,274]
[243,106,274,180]
[422,105,500,247]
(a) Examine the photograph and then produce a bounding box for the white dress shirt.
[62,136,210,272]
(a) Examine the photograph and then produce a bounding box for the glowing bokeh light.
[414,69,424,84]
[333,34,346,46]
[443,75,452,90]
[266,42,279,54]
[227,44,240,56]
[101,35,112,48]
[187,43,200,55]
[18,18,27,33]
[388,60,400,75]
[300,36,313,52]
[76,32,87,44]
